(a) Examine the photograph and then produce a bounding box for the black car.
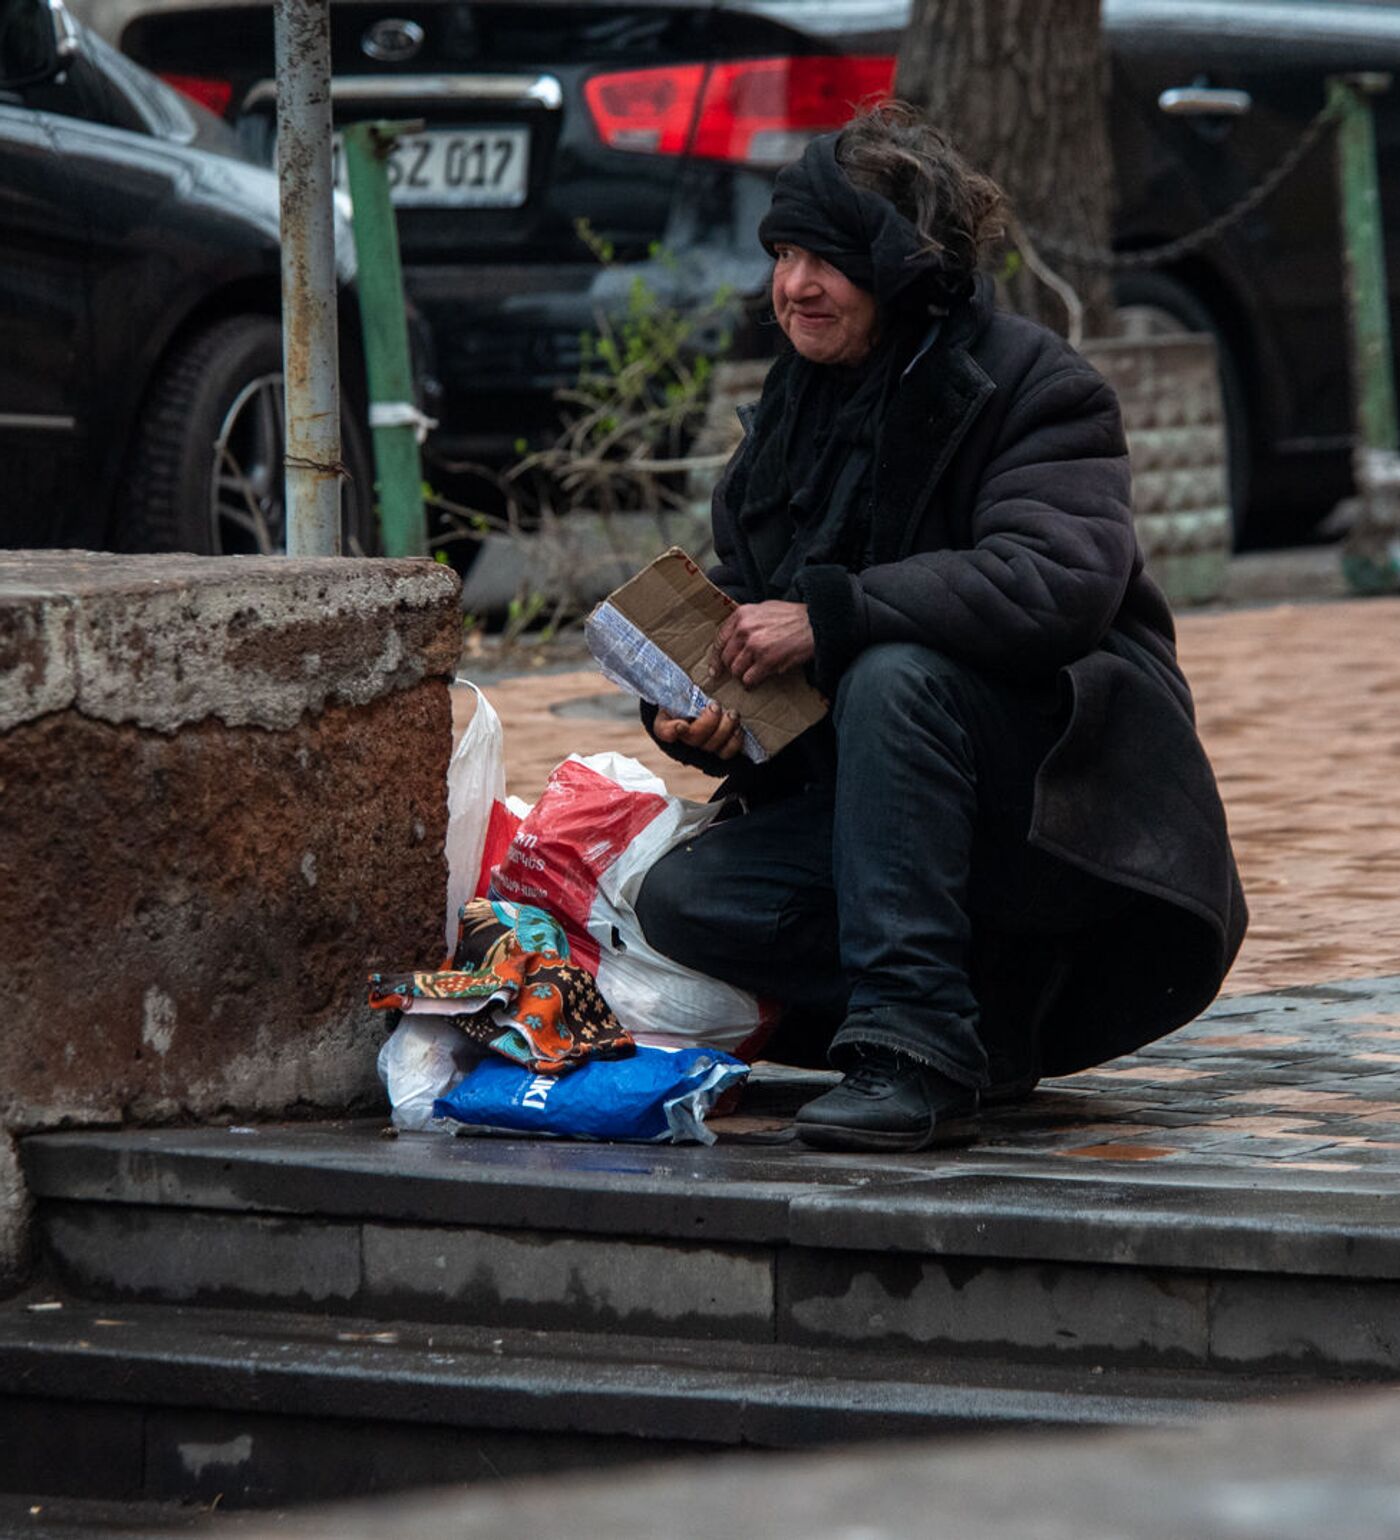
[71,1,896,468]
[1103,0,1395,540]
[0,0,375,553]
[75,0,1400,542]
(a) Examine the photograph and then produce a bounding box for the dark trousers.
[634,642,1125,1088]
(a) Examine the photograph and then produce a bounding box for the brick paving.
[979,976,1400,1173]
[457,588,1400,1178]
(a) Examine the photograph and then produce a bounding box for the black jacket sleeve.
[794,362,1135,691]
[638,699,738,779]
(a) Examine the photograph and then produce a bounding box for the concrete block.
[362,1223,774,1339]
[1210,1275,1400,1371]
[778,1250,1210,1365]
[0,553,461,1137]
[0,552,461,734]
[43,1207,361,1308]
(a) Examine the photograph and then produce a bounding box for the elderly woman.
[634,102,1246,1152]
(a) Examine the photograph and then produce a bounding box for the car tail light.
[584,64,706,155]
[692,57,896,166]
[161,74,235,117]
[584,56,895,167]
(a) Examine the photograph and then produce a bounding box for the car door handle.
[1158,86,1253,116]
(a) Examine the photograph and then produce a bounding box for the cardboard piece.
[593,547,828,757]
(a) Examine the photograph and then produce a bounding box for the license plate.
[331,126,529,208]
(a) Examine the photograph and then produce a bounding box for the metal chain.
[1024,98,1341,272]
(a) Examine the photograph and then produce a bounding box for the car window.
[0,0,52,80]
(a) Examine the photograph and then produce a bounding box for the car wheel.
[116,314,377,556]
[1112,271,1251,546]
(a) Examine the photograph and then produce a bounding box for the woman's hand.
[653,702,745,760]
[710,601,815,688]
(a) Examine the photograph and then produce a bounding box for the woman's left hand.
[709,601,815,688]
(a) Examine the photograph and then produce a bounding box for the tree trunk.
[896,0,1114,335]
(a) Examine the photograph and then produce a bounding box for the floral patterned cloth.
[368,898,633,1074]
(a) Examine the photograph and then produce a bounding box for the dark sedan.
[71,1,898,467]
[1104,0,1398,539]
[0,0,375,553]
[75,0,1400,542]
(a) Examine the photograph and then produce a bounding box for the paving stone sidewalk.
[963,974,1400,1175]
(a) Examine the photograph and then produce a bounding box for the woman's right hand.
[653,703,744,760]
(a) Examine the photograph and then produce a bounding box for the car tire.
[116,314,377,556]
[1112,271,1251,546]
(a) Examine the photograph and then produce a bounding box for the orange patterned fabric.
[368,898,633,1074]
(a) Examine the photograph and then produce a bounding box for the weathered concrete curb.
[225,1387,1400,1540]
[0,552,462,1292]
[0,552,460,733]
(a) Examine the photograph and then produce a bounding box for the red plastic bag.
[475,797,522,900]
[491,753,777,1058]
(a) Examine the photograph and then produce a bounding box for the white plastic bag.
[376,1018,474,1131]
[491,752,776,1056]
[444,680,508,954]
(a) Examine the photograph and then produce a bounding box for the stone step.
[30,1121,1400,1276]
[0,1297,1327,1509]
[25,1124,1400,1374]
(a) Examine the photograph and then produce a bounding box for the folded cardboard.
[596,547,828,757]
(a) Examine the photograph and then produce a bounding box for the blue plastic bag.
[433,1045,748,1144]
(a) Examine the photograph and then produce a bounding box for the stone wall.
[1081,331,1232,606]
[0,553,462,1289]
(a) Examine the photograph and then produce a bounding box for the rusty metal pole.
[274,0,342,556]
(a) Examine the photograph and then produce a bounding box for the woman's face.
[771,244,878,367]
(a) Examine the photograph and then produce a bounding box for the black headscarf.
[757,130,952,312]
[734,130,944,598]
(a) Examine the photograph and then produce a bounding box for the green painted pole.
[341,119,431,557]
[1329,74,1400,593]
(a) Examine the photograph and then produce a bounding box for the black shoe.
[794,1047,980,1152]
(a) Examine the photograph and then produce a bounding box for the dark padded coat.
[651,281,1247,1073]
